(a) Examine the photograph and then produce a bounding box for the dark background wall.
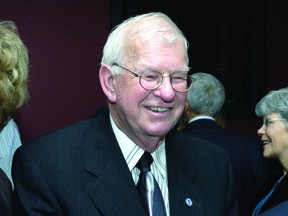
[1,0,109,143]
[1,0,287,143]
[225,0,288,135]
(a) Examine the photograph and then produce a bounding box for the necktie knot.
[136,152,153,173]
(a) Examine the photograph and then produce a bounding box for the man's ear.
[99,64,116,103]
[184,100,190,112]
[183,100,193,123]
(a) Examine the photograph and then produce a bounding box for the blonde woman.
[0,21,29,186]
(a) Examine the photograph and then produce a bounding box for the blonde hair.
[0,21,29,128]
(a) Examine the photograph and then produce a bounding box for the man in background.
[182,72,280,216]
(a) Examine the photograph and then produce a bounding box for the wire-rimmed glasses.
[112,63,195,93]
[263,118,286,127]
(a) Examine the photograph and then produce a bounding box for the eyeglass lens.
[140,71,193,92]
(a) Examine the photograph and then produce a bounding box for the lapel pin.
[185,198,193,207]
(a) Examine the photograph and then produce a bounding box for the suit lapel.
[166,131,205,216]
[86,155,145,216]
[84,112,146,216]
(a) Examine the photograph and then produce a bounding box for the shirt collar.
[188,115,215,124]
[109,114,166,172]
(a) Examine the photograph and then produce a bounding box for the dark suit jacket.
[12,107,238,216]
[256,171,288,215]
[182,119,281,216]
[259,200,288,216]
[0,168,13,216]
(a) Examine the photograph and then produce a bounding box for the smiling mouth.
[262,141,271,146]
[148,107,171,112]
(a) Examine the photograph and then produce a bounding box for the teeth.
[263,141,270,145]
[149,107,169,112]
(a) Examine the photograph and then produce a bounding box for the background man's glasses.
[113,63,195,93]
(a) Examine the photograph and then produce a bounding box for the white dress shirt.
[0,118,22,187]
[110,115,170,215]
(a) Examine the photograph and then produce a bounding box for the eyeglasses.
[112,63,195,93]
[263,118,286,127]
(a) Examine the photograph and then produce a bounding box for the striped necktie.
[136,152,167,216]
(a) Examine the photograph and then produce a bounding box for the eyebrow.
[137,65,190,73]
